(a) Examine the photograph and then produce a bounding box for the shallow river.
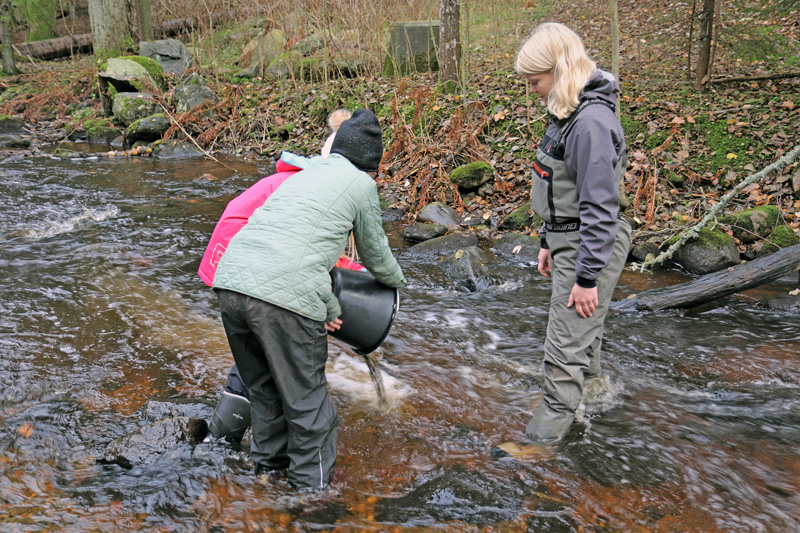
[1,151,798,532]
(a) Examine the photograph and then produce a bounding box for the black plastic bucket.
[329,267,399,355]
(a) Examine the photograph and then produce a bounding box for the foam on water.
[326,350,413,409]
[16,205,121,240]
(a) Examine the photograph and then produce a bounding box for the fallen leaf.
[512,244,522,254]
[726,153,738,159]
[790,289,800,296]
[18,423,34,438]
[782,100,795,110]
[482,212,491,220]
[454,249,464,260]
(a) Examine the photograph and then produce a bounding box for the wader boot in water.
[216,289,338,491]
[525,219,631,442]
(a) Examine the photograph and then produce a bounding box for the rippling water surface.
[1,153,798,531]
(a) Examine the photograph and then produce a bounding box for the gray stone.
[87,126,121,144]
[140,399,212,422]
[492,232,541,264]
[672,228,740,275]
[417,201,461,227]
[112,92,161,127]
[97,417,208,469]
[139,39,194,75]
[409,232,480,257]
[401,223,448,243]
[265,50,302,79]
[0,116,25,134]
[0,134,31,148]
[291,32,325,56]
[384,21,439,75]
[151,139,203,159]
[174,73,217,114]
[765,293,800,311]
[126,114,170,144]
[450,161,493,189]
[630,240,660,262]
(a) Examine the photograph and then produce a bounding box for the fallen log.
[612,243,800,312]
[12,12,232,61]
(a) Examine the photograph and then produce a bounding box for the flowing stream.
[1,150,798,531]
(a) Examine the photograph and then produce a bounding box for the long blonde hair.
[515,22,596,119]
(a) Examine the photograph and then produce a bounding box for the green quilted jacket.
[213,154,406,321]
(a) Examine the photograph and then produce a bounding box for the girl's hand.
[324,318,343,332]
[538,248,552,278]
[568,284,598,318]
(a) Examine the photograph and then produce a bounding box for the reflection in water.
[0,154,798,530]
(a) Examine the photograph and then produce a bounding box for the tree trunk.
[14,32,93,59]
[0,0,19,74]
[696,0,715,86]
[87,0,133,58]
[134,0,154,41]
[612,244,800,312]
[610,0,620,119]
[439,0,460,86]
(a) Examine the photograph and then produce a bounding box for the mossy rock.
[671,227,740,275]
[450,161,493,189]
[498,201,541,231]
[757,225,800,257]
[719,205,780,243]
[266,50,302,79]
[294,57,325,82]
[122,55,166,89]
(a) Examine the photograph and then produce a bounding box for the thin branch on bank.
[630,143,800,272]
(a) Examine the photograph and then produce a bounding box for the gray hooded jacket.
[533,69,626,285]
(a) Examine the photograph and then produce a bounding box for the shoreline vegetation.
[0,0,798,272]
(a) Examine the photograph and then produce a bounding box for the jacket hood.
[580,69,619,106]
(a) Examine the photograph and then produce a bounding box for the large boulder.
[383,21,439,76]
[139,39,193,74]
[98,57,165,115]
[450,161,493,189]
[150,139,204,159]
[112,92,161,127]
[719,205,781,243]
[417,201,461,227]
[671,227,740,275]
[238,29,287,78]
[174,73,217,114]
[96,417,208,469]
[67,118,120,143]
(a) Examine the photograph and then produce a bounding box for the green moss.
[758,225,800,256]
[620,114,645,138]
[123,55,166,89]
[696,227,735,248]
[450,161,493,189]
[690,116,752,173]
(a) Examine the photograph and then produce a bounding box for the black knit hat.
[330,108,383,172]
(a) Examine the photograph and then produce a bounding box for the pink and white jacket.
[199,154,364,286]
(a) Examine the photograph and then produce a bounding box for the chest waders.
[526,100,632,443]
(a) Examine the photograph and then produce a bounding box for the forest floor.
[0,0,798,250]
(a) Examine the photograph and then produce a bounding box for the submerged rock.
[97,416,208,469]
[408,232,479,257]
[373,465,531,527]
[439,245,496,292]
[492,231,541,264]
